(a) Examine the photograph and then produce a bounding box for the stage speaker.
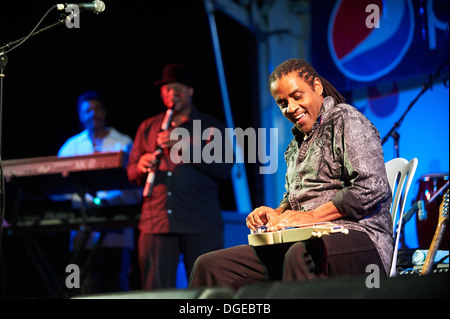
[234,272,449,299]
[72,286,234,299]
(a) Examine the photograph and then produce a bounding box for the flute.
[142,107,174,197]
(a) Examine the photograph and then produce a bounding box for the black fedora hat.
[154,63,195,87]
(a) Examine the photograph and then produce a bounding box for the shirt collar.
[320,96,335,122]
[291,96,335,141]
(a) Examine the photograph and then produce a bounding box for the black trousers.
[138,226,223,290]
[189,230,385,291]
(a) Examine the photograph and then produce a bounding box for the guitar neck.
[421,219,448,275]
[421,190,448,276]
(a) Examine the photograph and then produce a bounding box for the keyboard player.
[57,91,139,294]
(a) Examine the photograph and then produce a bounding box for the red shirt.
[127,108,232,234]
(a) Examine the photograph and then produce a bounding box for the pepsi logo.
[328,0,415,82]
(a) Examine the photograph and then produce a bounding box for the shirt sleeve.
[331,111,391,220]
[126,121,148,186]
[280,138,299,207]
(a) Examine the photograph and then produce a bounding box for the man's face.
[160,82,193,113]
[78,99,106,131]
[271,72,324,134]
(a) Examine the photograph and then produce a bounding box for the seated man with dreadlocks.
[189,59,393,290]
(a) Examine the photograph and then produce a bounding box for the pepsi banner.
[311,0,449,92]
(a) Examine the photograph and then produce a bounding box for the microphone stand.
[0,8,73,298]
[0,7,68,238]
[381,58,449,151]
[381,58,449,249]
[0,19,67,53]
[1,5,105,298]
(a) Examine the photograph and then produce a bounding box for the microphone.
[56,1,106,13]
[403,200,428,223]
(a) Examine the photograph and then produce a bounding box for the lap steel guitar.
[248,222,349,246]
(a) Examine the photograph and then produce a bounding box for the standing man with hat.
[127,63,233,289]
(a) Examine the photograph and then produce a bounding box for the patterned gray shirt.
[281,96,393,274]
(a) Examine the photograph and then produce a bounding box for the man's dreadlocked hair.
[269,58,345,104]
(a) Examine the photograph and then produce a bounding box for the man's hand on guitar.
[266,210,315,232]
[246,206,281,231]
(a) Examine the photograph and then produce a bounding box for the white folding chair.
[385,157,418,277]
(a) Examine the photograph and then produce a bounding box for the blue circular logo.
[328,0,415,82]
